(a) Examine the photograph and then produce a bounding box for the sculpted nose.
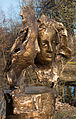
[20,12,22,17]
[48,43,53,52]
[35,39,40,53]
[20,10,23,17]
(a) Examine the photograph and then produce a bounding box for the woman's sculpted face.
[38,27,57,63]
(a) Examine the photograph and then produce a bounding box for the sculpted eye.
[42,43,48,47]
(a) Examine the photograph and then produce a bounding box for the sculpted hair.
[37,15,71,59]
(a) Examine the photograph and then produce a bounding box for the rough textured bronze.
[11,86,56,119]
[4,5,72,119]
[4,6,71,88]
[4,6,39,86]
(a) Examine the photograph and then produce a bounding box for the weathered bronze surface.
[4,6,72,119]
[4,6,39,87]
[10,86,56,119]
[4,6,71,89]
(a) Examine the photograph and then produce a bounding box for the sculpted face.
[38,28,57,63]
[20,7,27,24]
[20,6,35,25]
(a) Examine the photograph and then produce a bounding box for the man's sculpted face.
[38,28,56,63]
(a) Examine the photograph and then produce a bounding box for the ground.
[55,100,76,119]
[55,63,76,119]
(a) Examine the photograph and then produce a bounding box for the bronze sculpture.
[34,15,71,87]
[4,6,71,89]
[3,6,72,118]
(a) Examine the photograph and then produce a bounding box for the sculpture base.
[7,86,56,119]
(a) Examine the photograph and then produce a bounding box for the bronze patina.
[34,15,71,87]
[3,6,72,118]
[4,6,71,89]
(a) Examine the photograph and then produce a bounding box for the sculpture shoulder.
[25,65,38,81]
[18,65,39,88]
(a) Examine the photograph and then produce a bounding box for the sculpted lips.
[46,54,52,58]
[48,56,52,58]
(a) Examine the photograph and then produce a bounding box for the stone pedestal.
[7,86,56,119]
